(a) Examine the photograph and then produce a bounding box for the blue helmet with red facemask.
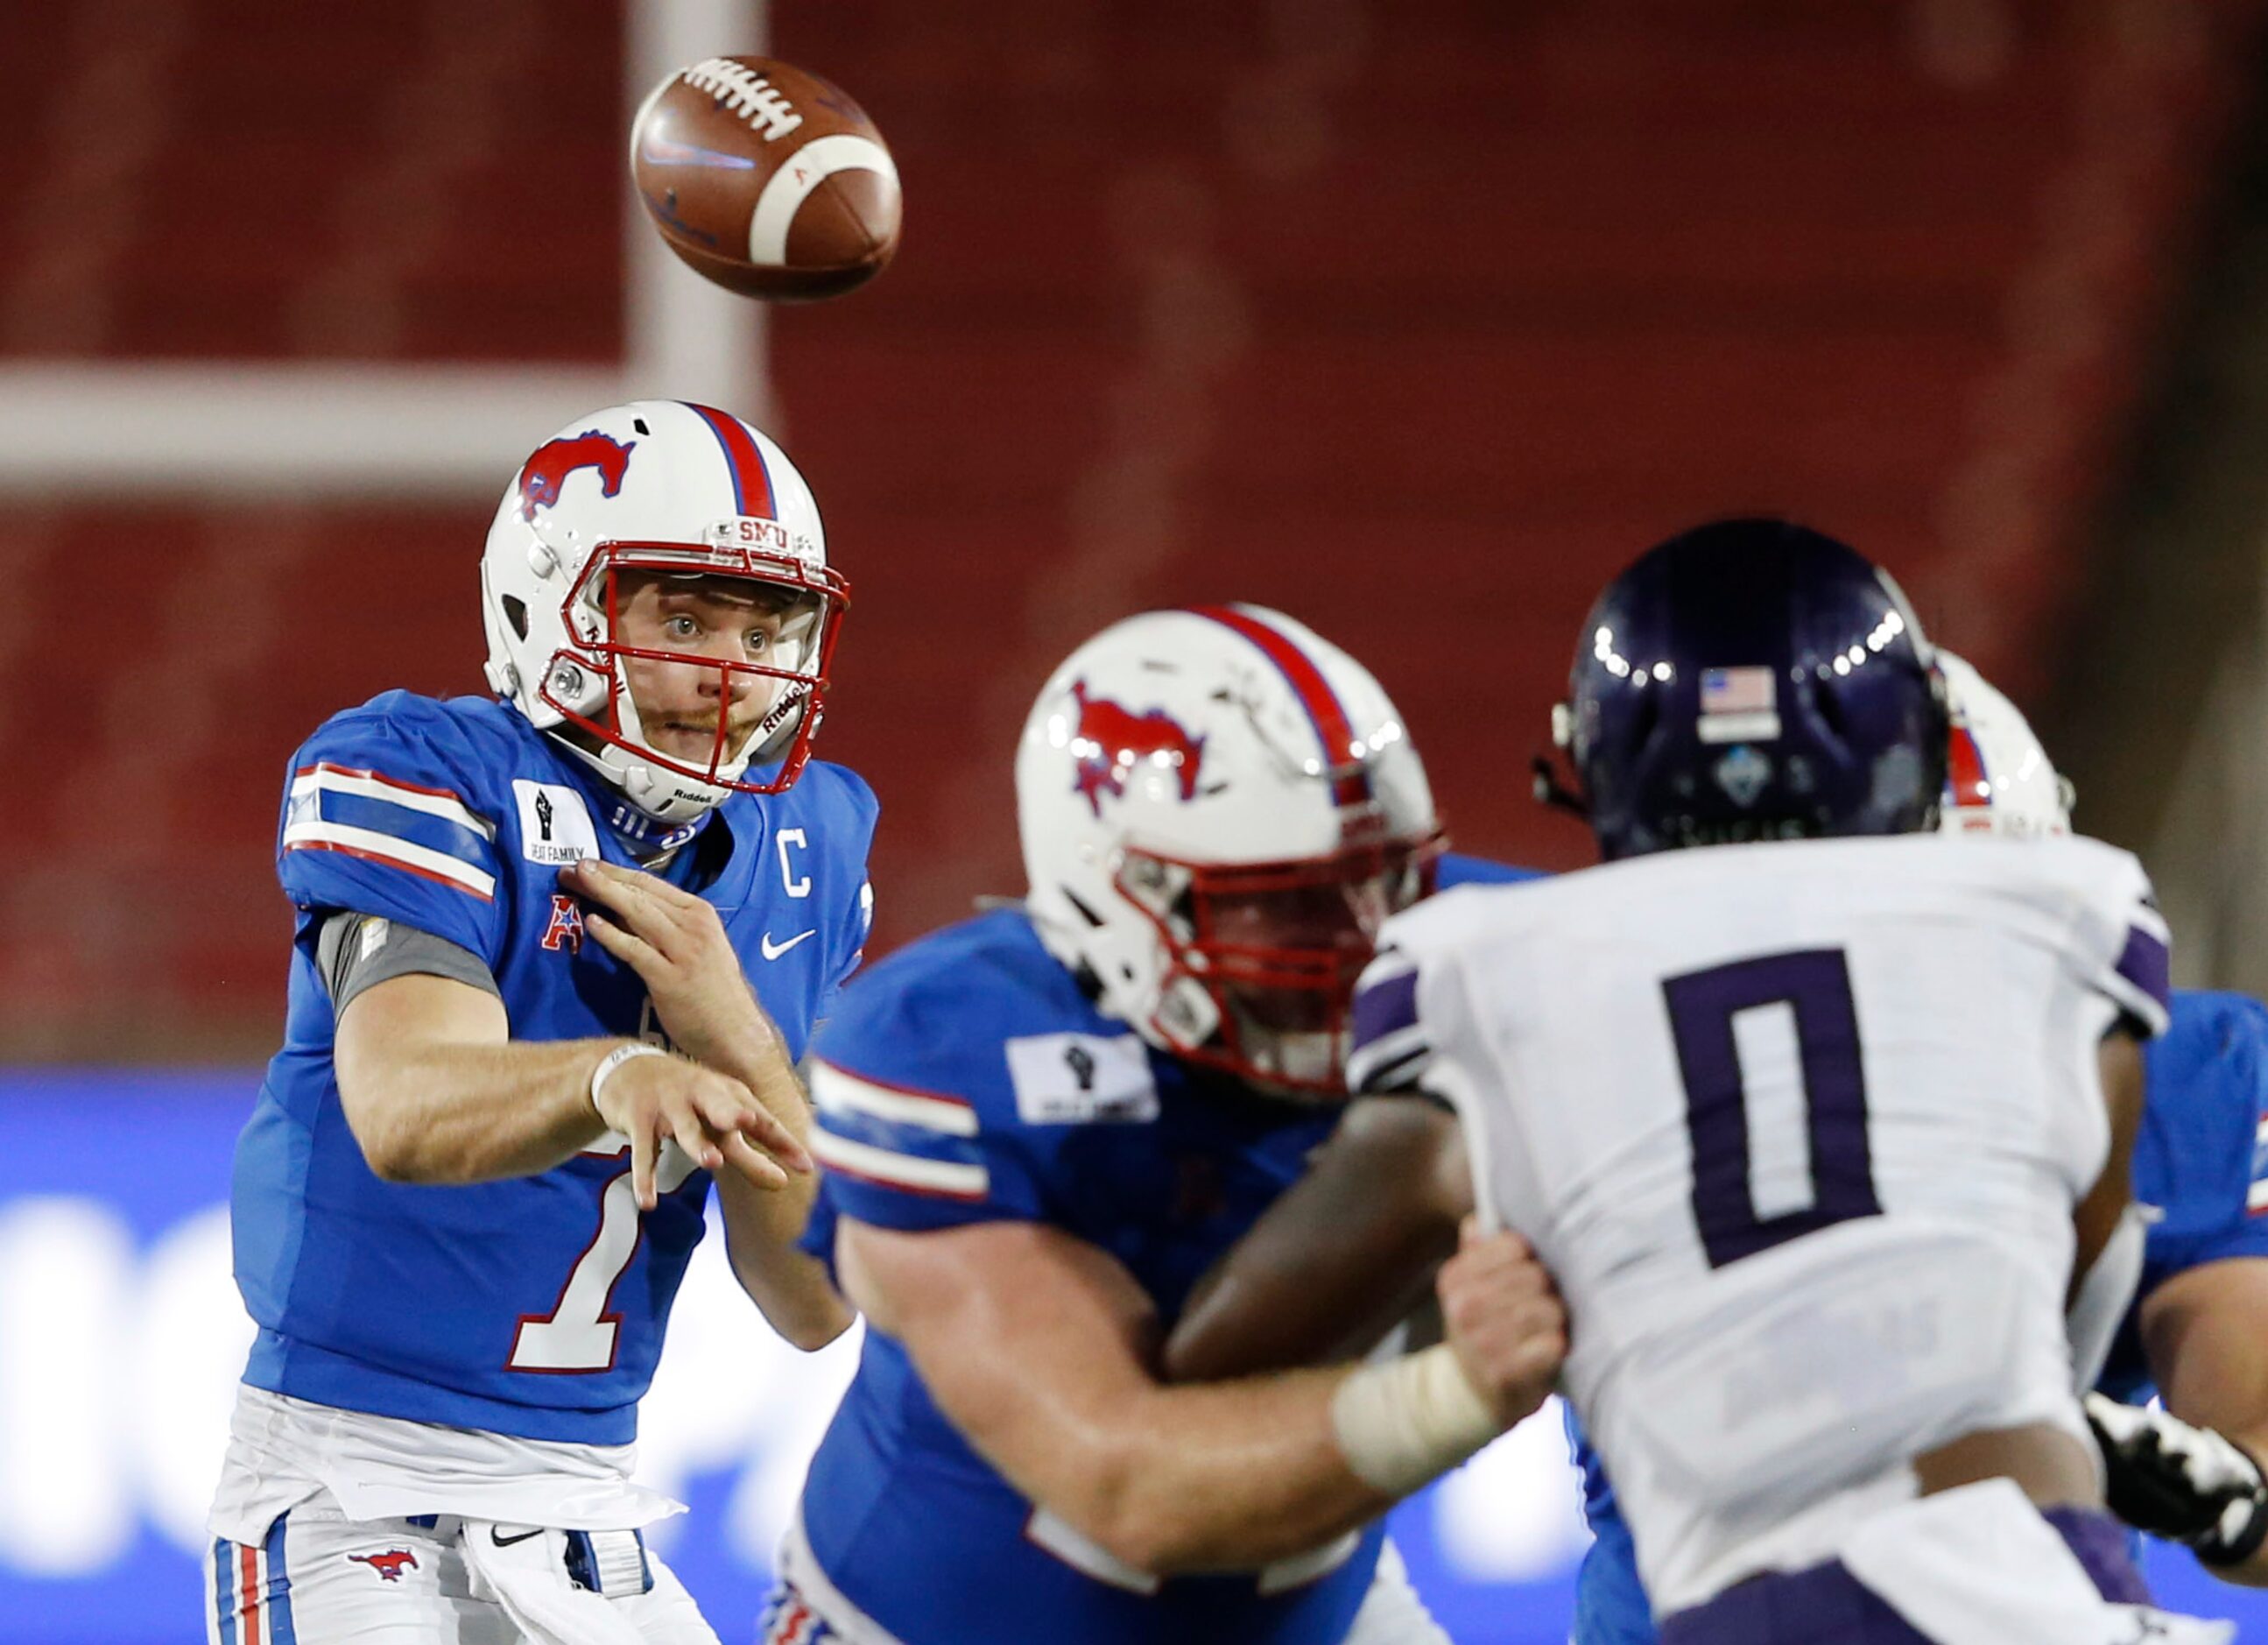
[1557,518,1948,861]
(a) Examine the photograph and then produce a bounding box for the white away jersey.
[1347,833,2169,1616]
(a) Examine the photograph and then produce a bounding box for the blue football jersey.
[230,690,876,1445]
[1568,985,2268,1645]
[793,854,1534,1645]
[2099,989,2268,1404]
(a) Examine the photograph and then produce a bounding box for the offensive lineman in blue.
[206,401,876,1645]
[768,606,1569,1645]
[1559,656,2268,1642]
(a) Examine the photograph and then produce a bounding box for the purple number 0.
[1660,947,1882,1268]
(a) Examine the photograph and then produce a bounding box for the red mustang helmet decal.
[1069,680,1207,817]
[518,431,636,520]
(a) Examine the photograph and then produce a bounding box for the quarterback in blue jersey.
[206,401,876,1645]
[771,606,1567,1645]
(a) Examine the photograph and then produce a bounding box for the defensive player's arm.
[1166,1097,1473,1381]
[2064,1029,2151,1394]
[837,1212,1559,1578]
[2072,1032,2150,1298]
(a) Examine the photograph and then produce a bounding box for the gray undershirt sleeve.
[315,910,503,1016]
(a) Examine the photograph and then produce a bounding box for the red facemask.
[539,540,850,796]
[1114,829,1445,1098]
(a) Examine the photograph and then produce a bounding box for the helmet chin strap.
[611,671,756,793]
[569,651,777,825]
[1246,1028,1344,1098]
[543,718,732,829]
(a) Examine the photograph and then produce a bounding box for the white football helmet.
[480,399,849,823]
[1016,605,1440,1098]
[1936,649,2073,837]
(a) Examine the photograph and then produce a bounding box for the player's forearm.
[1010,1368,1395,1575]
[345,1038,616,1184]
[715,1167,854,1350]
[702,1040,849,1345]
[1166,1228,1446,1382]
[2143,1261,2268,1583]
[1166,1098,1466,1382]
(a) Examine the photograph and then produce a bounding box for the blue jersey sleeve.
[1436,851,1546,890]
[807,1057,1046,1233]
[276,700,510,964]
[2140,992,2268,1290]
[804,934,1053,1237]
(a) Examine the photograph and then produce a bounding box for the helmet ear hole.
[502,595,530,642]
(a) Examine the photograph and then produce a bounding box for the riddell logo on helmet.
[1068,680,1206,817]
[518,432,636,520]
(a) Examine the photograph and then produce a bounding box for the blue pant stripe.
[210,1539,237,1645]
[261,1517,298,1645]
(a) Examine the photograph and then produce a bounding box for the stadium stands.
[0,0,2256,1053]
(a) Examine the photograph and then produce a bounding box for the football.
[630,55,902,301]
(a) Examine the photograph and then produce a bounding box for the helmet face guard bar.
[537,540,850,797]
[1115,829,1446,1097]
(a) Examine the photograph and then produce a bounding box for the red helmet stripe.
[1187,604,1373,806]
[1948,723,1990,808]
[683,403,777,519]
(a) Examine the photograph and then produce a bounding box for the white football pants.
[762,1529,1451,1645]
[203,1487,720,1645]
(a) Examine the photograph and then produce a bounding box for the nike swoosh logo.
[760,930,817,961]
[490,1526,544,1548]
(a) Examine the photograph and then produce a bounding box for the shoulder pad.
[280,694,515,956]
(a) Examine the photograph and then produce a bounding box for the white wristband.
[589,1042,666,1119]
[1330,1343,1504,1498]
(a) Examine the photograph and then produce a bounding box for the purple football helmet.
[1560,519,1948,860]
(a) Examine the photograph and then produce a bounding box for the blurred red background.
[1,0,2256,1056]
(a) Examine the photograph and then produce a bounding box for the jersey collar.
[537,731,760,877]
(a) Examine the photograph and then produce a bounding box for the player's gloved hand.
[2085,1391,2268,1568]
[1437,1218,1567,1429]
[590,1043,811,1209]
[562,858,787,1077]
